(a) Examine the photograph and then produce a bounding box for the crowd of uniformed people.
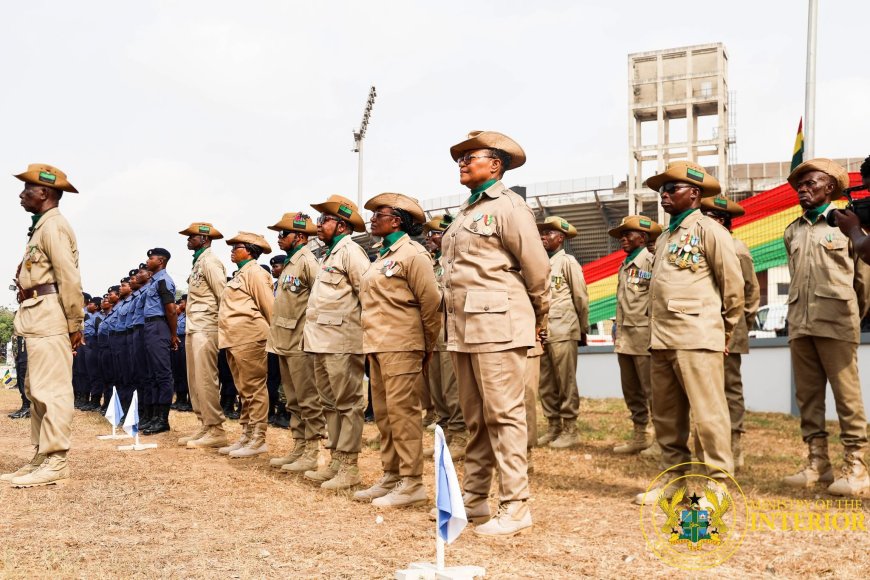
[3,135,869,538]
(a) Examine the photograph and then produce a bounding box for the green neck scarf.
[623,246,643,265]
[237,258,253,270]
[285,242,305,264]
[547,247,563,258]
[192,247,206,265]
[378,231,405,257]
[326,233,348,257]
[434,250,442,260]
[668,208,698,232]
[804,202,831,224]
[28,213,43,237]
[467,179,497,206]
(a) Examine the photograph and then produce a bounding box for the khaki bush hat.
[268,212,317,235]
[787,158,850,199]
[14,163,78,193]
[424,214,453,233]
[178,222,224,239]
[536,216,578,239]
[310,194,366,233]
[364,192,426,224]
[225,231,273,254]
[607,215,663,240]
[645,161,721,198]
[700,196,745,217]
[449,130,526,170]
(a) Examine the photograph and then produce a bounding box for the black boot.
[139,404,157,431]
[143,404,170,434]
[275,403,290,429]
[227,398,240,420]
[88,394,102,412]
[8,402,30,419]
[74,393,85,410]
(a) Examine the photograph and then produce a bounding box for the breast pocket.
[813,284,855,323]
[463,290,512,344]
[666,298,702,316]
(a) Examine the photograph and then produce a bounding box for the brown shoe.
[549,421,580,449]
[732,432,745,471]
[11,452,69,488]
[633,470,684,505]
[473,501,532,537]
[1,449,46,483]
[178,426,208,447]
[827,449,870,496]
[219,424,252,455]
[304,452,340,482]
[784,438,834,488]
[322,453,361,490]
[614,424,652,454]
[270,439,305,468]
[282,440,321,473]
[229,423,268,458]
[536,419,561,447]
[187,426,229,449]
[372,476,427,508]
[447,431,468,460]
[353,471,400,502]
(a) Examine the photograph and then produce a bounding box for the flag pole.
[804,0,818,159]
[435,429,445,571]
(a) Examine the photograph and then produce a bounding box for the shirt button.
[451,233,456,237]
[448,259,453,264]
[448,308,453,314]
[484,306,489,311]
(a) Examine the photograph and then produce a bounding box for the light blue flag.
[104,386,124,427]
[434,425,467,544]
[122,391,140,437]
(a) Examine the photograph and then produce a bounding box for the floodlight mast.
[353,86,377,210]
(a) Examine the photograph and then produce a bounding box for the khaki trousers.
[186,331,225,427]
[226,340,269,427]
[539,340,580,421]
[650,349,733,477]
[277,353,325,441]
[369,351,425,476]
[25,335,74,455]
[426,350,465,432]
[313,353,365,454]
[724,353,745,434]
[790,336,868,449]
[524,352,540,450]
[617,353,651,427]
[452,348,529,503]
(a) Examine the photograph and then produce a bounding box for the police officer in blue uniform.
[129,265,152,425]
[171,294,191,412]
[83,296,105,412]
[73,292,92,409]
[97,292,116,413]
[114,276,135,412]
[141,248,178,435]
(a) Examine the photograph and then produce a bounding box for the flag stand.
[97,424,131,440]
[118,433,158,451]
[96,386,132,440]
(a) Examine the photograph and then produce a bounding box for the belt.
[145,315,166,323]
[132,324,144,330]
[19,282,58,301]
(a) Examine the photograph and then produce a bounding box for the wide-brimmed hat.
[700,195,745,217]
[364,193,426,224]
[179,222,224,239]
[225,231,273,254]
[645,161,721,198]
[536,216,578,239]
[424,214,453,233]
[449,130,526,170]
[268,212,318,235]
[787,158,850,199]
[310,195,366,233]
[14,163,78,193]
[607,215,663,240]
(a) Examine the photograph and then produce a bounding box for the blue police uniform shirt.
[130,289,146,326]
[98,310,113,337]
[177,312,186,335]
[144,269,176,318]
[83,312,96,338]
[118,296,133,330]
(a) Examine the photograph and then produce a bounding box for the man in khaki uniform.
[782,159,870,496]
[176,222,228,449]
[536,216,588,449]
[607,215,662,454]
[422,214,467,458]
[700,196,760,469]
[266,213,326,473]
[442,131,550,536]
[303,195,371,490]
[218,232,275,458]
[634,161,744,505]
[2,164,83,488]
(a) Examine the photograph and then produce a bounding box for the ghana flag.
[791,118,804,172]
[584,172,863,325]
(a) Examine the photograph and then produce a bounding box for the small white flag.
[122,391,140,437]
[434,425,467,544]
[104,386,124,427]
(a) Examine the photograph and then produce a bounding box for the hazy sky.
[2,0,867,305]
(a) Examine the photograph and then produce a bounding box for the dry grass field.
[0,387,868,579]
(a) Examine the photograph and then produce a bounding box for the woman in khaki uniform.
[217,232,275,458]
[353,193,441,507]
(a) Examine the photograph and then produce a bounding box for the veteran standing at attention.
[441,131,550,536]
[536,216,588,450]
[2,164,83,488]
[303,195,371,490]
[353,193,441,507]
[782,159,870,496]
[608,215,661,455]
[266,213,327,474]
[218,233,275,458]
[633,161,744,505]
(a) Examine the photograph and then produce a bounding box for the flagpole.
[804,0,818,159]
[434,429,445,571]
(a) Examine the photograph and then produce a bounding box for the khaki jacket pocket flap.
[189,303,210,312]
[320,272,343,285]
[316,313,343,325]
[464,291,510,313]
[667,298,702,315]
[276,316,298,330]
[819,237,848,251]
[815,285,852,300]
[384,359,422,376]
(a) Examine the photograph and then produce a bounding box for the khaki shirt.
[649,210,744,352]
[186,247,226,334]
[218,260,274,348]
[432,254,448,351]
[303,235,370,354]
[441,181,550,353]
[546,249,589,342]
[14,208,83,337]
[360,234,441,354]
[729,238,760,354]
[783,206,870,344]
[615,247,654,356]
[267,245,318,356]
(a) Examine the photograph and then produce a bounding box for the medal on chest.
[667,233,703,271]
[472,213,494,235]
[825,233,834,250]
[381,260,396,277]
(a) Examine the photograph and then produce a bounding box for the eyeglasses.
[370,210,398,221]
[426,231,443,238]
[277,230,294,239]
[658,183,693,195]
[456,153,495,166]
[316,215,339,226]
[231,245,246,251]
